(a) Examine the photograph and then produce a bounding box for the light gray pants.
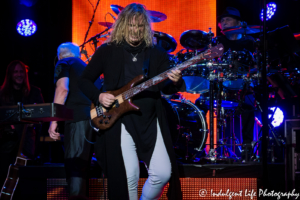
[121,120,171,200]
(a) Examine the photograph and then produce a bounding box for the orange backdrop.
[72,0,217,150]
[72,0,216,57]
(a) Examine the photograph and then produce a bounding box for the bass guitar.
[90,44,224,130]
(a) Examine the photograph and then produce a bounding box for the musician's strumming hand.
[167,69,183,86]
[48,121,60,141]
[99,93,115,107]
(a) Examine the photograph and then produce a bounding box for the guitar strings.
[119,50,207,101]
[119,56,200,100]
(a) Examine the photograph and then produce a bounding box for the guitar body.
[91,75,144,130]
[0,125,28,200]
[0,157,27,200]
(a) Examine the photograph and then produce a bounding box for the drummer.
[216,7,255,161]
[216,7,255,52]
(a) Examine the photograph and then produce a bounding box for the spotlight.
[268,107,284,127]
[261,2,277,21]
[16,19,37,36]
[255,107,284,128]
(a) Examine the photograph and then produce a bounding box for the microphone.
[108,12,117,21]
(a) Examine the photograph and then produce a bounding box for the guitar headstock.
[202,43,224,59]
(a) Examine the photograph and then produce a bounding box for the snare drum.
[162,98,208,157]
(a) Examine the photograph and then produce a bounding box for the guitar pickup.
[114,100,119,108]
[96,105,104,117]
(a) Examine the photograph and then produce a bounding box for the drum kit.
[94,5,300,163]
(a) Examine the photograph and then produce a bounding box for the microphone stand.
[80,0,102,61]
[80,27,110,48]
[261,0,269,189]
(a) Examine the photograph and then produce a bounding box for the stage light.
[268,107,284,127]
[260,3,276,21]
[20,0,39,7]
[255,107,284,128]
[16,19,37,36]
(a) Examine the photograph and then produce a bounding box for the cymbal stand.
[207,78,217,162]
[205,28,222,162]
[216,77,224,157]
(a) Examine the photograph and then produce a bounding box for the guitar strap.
[142,47,151,79]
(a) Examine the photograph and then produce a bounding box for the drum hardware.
[204,75,217,162]
[218,139,240,160]
[211,76,244,162]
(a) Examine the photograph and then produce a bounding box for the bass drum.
[162,98,207,160]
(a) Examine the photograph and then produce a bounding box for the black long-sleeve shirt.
[78,42,184,200]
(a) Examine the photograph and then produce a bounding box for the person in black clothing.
[217,7,256,157]
[78,3,185,200]
[48,42,101,197]
[0,60,44,188]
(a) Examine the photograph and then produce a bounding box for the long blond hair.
[106,3,153,47]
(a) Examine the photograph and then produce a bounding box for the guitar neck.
[17,124,28,158]
[120,52,205,100]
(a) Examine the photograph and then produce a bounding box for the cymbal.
[222,25,262,35]
[148,10,167,22]
[154,31,177,53]
[110,4,123,15]
[180,30,209,50]
[98,22,113,28]
[110,4,167,22]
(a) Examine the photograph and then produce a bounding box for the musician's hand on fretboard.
[99,93,115,108]
[167,69,183,86]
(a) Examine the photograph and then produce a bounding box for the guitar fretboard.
[119,52,205,100]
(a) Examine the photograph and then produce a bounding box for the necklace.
[131,53,138,62]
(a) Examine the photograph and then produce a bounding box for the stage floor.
[15,162,286,199]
